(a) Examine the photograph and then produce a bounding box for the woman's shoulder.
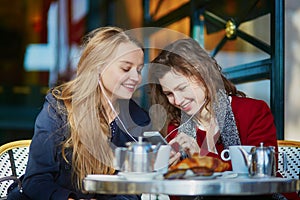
[231,95,272,117]
[34,92,69,143]
[44,91,67,114]
[37,92,68,131]
[128,99,149,116]
[118,99,151,125]
[129,99,151,123]
[231,95,270,108]
[45,92,56,104]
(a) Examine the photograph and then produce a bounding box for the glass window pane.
[236,80,270,106]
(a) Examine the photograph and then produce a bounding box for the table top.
[83,173,300,196]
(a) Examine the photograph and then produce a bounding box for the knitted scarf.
[178,89,241,149]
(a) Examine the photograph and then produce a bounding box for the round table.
[83,174,299,196]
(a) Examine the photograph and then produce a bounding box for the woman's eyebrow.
[119,60,144,67]
[174,82,186,90]
[119,60,133,65]
[162,82,185,93]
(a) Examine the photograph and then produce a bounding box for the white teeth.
[182,103,188,109]
[181,101,191,109]
[123,84,135,89]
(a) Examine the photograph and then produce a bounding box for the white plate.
[86,174,123,181]
[185,174,219,180]
[182,170,217,180]
[118,172,161,181]
[216,171,239,179]
[185,171,239,180]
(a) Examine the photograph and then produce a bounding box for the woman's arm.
[22,99,76,200]
[234,98,278,149]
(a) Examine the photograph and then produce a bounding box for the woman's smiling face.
[159,69,206,116]
[100,42,144,102]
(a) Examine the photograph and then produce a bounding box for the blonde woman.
[8,27,151,200]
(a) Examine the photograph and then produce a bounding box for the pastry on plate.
[164,153,230,179]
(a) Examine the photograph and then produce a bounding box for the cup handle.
[220,149,230,161]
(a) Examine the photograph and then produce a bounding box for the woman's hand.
[169,133,200,164]
[168,148,181,166]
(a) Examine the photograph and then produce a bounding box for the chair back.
[277,140,300,179]
[0,140,31,199]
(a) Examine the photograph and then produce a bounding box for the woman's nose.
[129,68,140,81]
[174,93,184,106]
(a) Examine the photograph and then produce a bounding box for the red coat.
[167,96,299,200]
[167,96,278,163]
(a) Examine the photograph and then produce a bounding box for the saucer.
[118,171,161,181]
[215,171,239,179]
[237,172,249,177]
[86,174,122,181]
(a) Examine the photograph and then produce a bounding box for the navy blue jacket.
[19,93,151,200]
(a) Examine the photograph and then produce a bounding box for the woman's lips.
[181,101,192,112]
[122,83,136,92]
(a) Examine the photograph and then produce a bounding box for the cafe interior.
[0,0,300,199]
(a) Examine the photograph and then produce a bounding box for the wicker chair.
[277,140,300,179]
[0,140,31,199]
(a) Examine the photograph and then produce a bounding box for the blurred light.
[24,44,55,71]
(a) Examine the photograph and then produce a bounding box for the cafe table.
[83,172,300,197]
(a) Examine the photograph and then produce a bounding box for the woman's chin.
[116,93,133,100]
[183,109,196,116]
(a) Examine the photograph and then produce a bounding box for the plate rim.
[118,171,161,181]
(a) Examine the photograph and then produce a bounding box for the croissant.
[170,153,230,172]
[165,153,230,179]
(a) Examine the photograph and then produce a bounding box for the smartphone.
[143,131,168,145]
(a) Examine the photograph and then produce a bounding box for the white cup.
[220,145,255,174]
[154,145,171,173]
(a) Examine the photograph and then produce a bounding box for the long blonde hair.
[52,27,143,190]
